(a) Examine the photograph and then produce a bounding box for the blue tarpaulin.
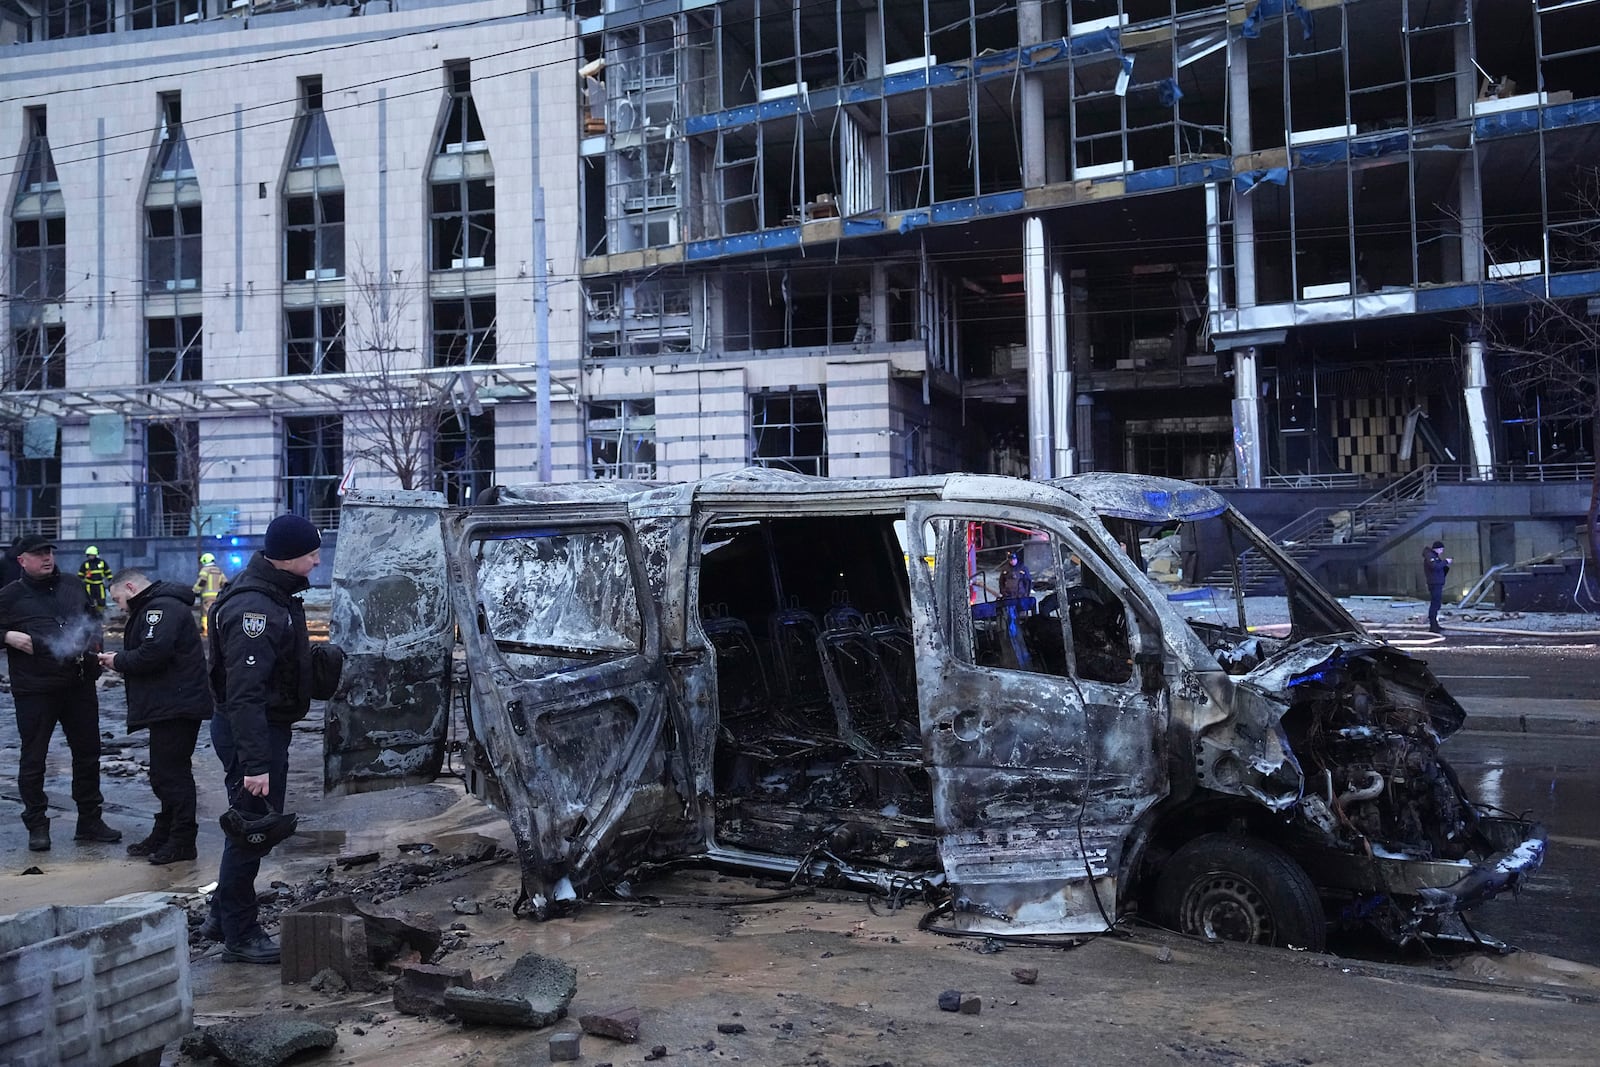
[1234,168,1289,193]
[1240,0,1314,40]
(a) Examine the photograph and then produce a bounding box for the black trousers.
[13,682,103,830]
[147,718,203,838]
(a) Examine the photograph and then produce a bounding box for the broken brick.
[393,962,474,1017]
[443,953,577,1029]
[1011,967,1038,985]
[279,909,370,990]
[580,1005,641,1043]
[549,1031,581,1062]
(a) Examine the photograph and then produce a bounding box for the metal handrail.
[1268,465,1437,549]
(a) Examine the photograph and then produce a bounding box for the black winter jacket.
[209,552,339,776]
[114,581,214,730]
[0,570,102,694]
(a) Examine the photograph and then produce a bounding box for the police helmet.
[219,807,298,857]
[200,552,216,565]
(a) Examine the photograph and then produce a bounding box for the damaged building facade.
[574,0,1600,491]
[3,0,1596,580]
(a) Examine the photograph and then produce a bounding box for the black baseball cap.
[14,534,56,555]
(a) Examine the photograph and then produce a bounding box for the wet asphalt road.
[1422,642,1600,965]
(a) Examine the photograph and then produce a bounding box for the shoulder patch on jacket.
[242,612,268,639]
[144,609,163,626]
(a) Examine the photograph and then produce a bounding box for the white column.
[1024,215,1052,479]
[1464,333,1494,478]
[1232,345,1262,488]
[1050,257,1074,476]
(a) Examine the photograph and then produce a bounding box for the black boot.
[148,833,198,866]
[127,816,172,857]
[74,815,123,843]
[27,823,50,852]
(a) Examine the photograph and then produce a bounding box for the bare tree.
[341,262,459,491]
[1478,172,1600,569]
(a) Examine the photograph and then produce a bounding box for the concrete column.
[1227,38,1257,307]
[1464,332,1494,478]
[1050,257,1075,476]
[1024,215,1052,479]
[1232,345,1263,488]
[1019,1,1046,187]
[1075,393,1095,471]
[1454,26,1483,282]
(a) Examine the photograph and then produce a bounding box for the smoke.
[41,613,102,660]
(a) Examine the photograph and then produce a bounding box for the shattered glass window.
[333,508,450,649]
[475,529,642,658]
[932,518,1133,685]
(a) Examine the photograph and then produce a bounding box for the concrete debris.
[549,1030,582,1061]
[937,990,962,1012]
[335,852,381,868]
[19,866,41,876]
[280,908,371,989]
[959,994,982,1015]
[1157,946,1174,963]
[433,832,501,864]
[579,1004,641,1043]
[392,961,475,1016]
[644,1045,669,1061]
[199,1015,338,1067]
[450,897,482,915]
[308,967,350,994]
[1010,967,1038,985]
[354,899,443,961]
[716,1022,746,1034]
[443,952,577,1028]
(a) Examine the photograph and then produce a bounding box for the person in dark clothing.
[1424,539,1452,634]
[0,535,23,587]
[99,568,214,865]
[204,514,343,964]
[0,533,121,852]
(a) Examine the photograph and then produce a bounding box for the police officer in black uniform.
[0,533,122,852]
[100,567,214,865]
[203,514,343,964]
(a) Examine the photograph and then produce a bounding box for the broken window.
[283,414,343,521]
[434,409,495,506]
[41,0,113,39]
[141,420,199,537]
[128,0,201,29]
[751,388,827,475]
[285,192,345,281]
[285,306,346,376]
[145,315,202,383]
[431,179,495,271]
[439,61,487,152]
[606,18,681,250]
[291,78,337,167]
[7,428,60,533]
[432,297,497,366]
[152,95,196,181]
[588,400,656,480]
[932,518,1132,686]
[145,204,203,293]
[8,325,65,391]
[473,527,643,678]
[12,108,65,307]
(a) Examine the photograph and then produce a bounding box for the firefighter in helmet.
[79,545,112,611]
[193,552,226,637]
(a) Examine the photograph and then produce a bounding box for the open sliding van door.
[324,489,455,796]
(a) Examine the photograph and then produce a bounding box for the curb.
[1459,713,1600,736]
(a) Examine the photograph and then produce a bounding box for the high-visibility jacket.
[80,557,111,597]
[193,563,226,603]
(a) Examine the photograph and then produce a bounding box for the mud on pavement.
[6,681,1600,1067]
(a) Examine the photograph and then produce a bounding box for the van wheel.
[1153,833,1326,952]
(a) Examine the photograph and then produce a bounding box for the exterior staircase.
[1207,465,1439,594]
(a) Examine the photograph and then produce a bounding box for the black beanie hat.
[263,514,322,561]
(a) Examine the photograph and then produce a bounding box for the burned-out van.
[325,470,1543,950]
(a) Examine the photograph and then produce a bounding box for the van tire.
[1153,833,1326,952]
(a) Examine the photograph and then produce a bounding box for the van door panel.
[452,505,678,915]
[324,491,454,796]
[905,502,1167,934]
